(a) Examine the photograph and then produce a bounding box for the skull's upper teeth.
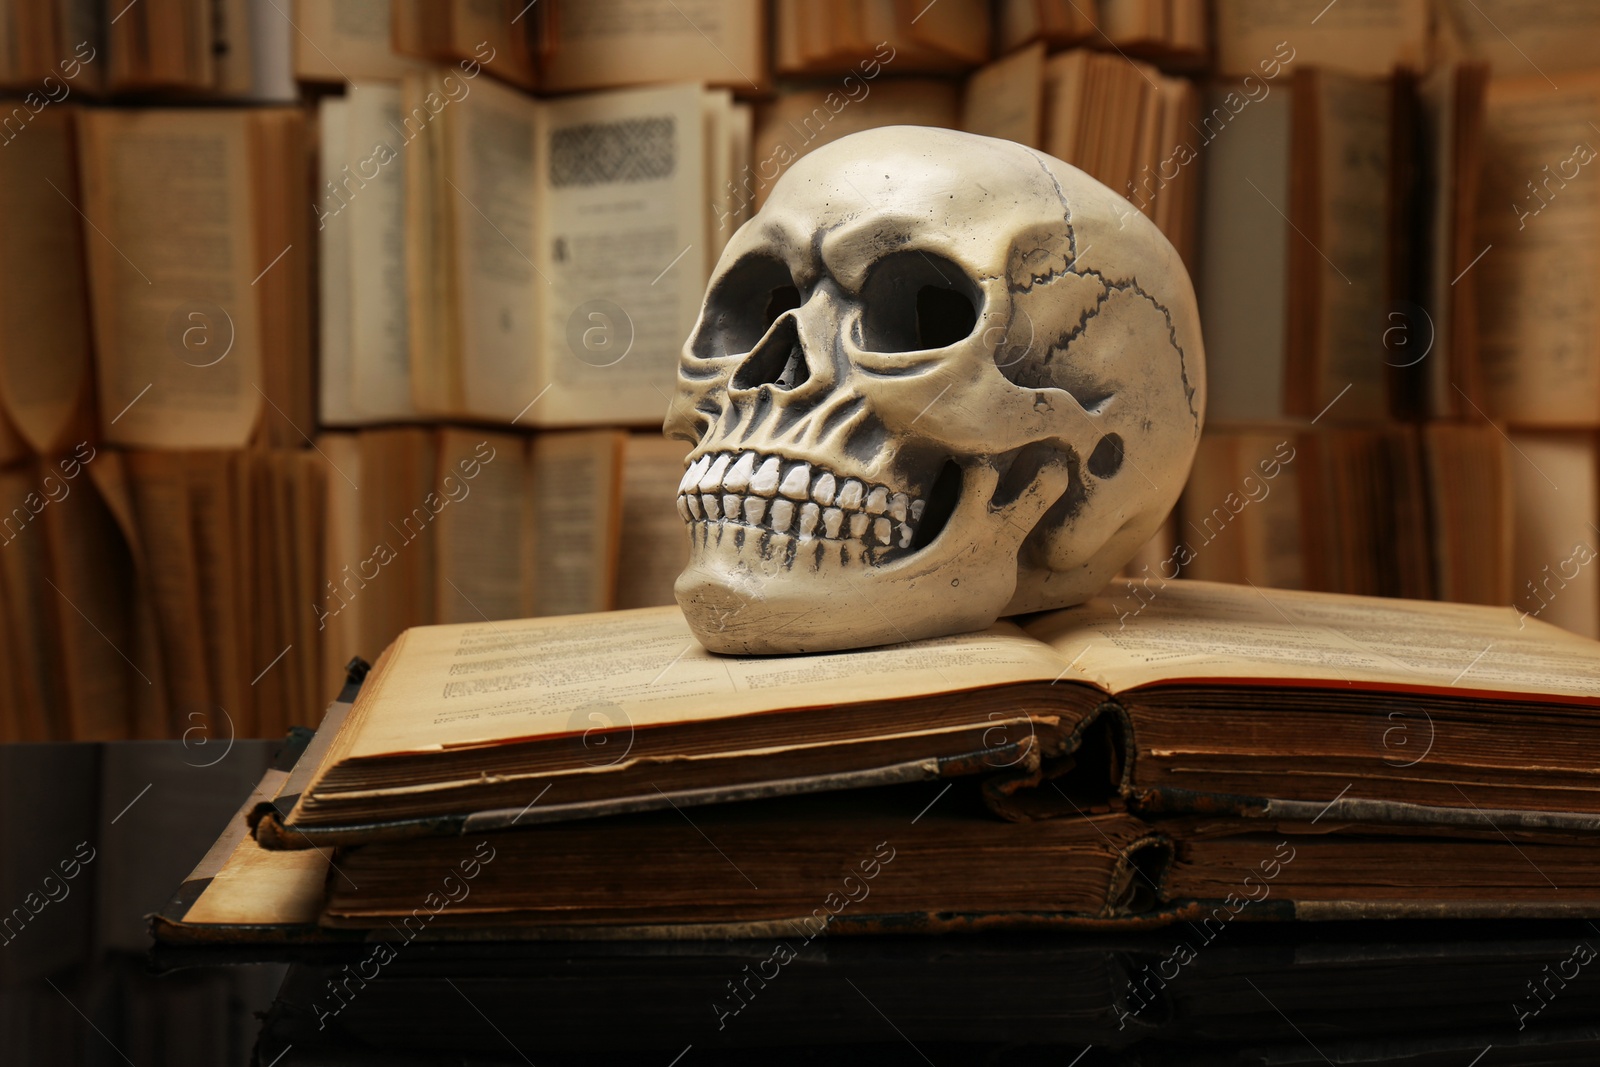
[779,464,810,499]
[723,452,755,492]
[699,454,730,492]
[677,450,923,551]
[750,456,781,495]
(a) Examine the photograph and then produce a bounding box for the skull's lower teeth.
[677,450,926,550]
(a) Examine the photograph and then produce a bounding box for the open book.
[1474,72,1600,427]
[77,107,312,448]
[1199,66,1397,424]
[254,579,1600,849]
[298,0,765,93]
[395,73,743,428]
[0,106,95,458]
[318,73,747,428]
[962,45,1202,266]
[1183,422,1512,608]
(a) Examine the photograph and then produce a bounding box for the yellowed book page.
[717,101,754,251]
[1178,431,1302,589]
[1184,431,1305,591]
[1196,81,1290,422]
[1097,0,1147,45]
[860,0,963,72]
[355,431,409,664]
[316,432,364,698]
[1425,422,1511,607]
[1309,73,1390,422]
[1131,73,1163,219]
[78,110,264,448]
[434,429,527,624]
[519,436,538,614]
[214,0,255,98]
[182,835,328,925]
[245,455,287,737]
[295,453,329,719]
[1178,435,1249,582]
[1214,0,1426,78]
[246,2,297,101]
[1026,578,1600,698]
[997,0,1043,52]
[1235,437,1305,591]
[292,0,420,82]
[447,0,536,90]
[1417,65,1459,416]
[1476,76,1600,426]
[0,106,92,456]
[400,428,441,630]
[1040,49,1088,164]
[1148,79,1191,250]
[87,451,173,739]
[254,110,316,449]
[41,476,138,740]
[542,0,765,92]
[530,430,623,615]
[388,0,430,61]
[125,452,216,732]
[447,71,543,422]
[1122,513,1176,581]
[1171,0,1207,53]
[962,40,1044,146]
[900,0,990,65]
[773,0,803,74]
[317,97,357,425]
[534,84,707,427]
[334,606,1073,759]
[1508,431,1598,639]
[187,453,249,737]
[108,0,213,91]
[1437,0,1600,79]
[262,456,299,728]
[752,79,962,209]
[346,82,418,421]
[703,88,734,262]
[403,69,463,415]
[1041,0,1097,40]
[802,0,842,66]
[615,434,691,609]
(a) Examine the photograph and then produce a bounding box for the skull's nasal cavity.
[733,311,809,392]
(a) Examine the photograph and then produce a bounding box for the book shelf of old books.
[0,0,1597,744]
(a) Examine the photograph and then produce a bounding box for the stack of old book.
[153,578,1600,944]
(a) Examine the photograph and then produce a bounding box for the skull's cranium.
[664,126,1204,654]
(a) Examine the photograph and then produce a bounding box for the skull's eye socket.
[693,254,800,359]
[859,252,980,353]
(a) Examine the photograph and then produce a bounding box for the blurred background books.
[0,0,1597,742]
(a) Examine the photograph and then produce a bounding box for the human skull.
[664,126,1204,654]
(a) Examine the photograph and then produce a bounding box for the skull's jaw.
[675,454,1073,655]
[674,539,1015,655]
